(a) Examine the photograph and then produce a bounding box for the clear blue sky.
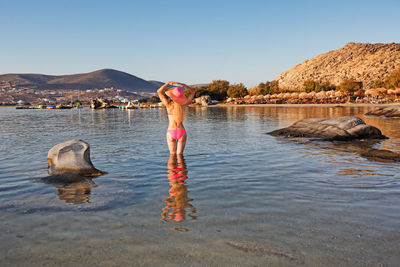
[1,0,399,87]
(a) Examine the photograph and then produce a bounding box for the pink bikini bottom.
[168,129,186,140]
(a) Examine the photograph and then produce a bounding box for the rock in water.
[48,139,104,176]
[365,106,400,117]
[194,95,212,106]
[268,116,386,141]
[359,148,400,162]
[90,97,117,109]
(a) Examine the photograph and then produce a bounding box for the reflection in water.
[161,155,196,224]
[56,180,95,204]
[41,176,97,204]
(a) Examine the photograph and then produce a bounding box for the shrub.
[302,80,319,93]
[302,80,337,92]
[338,79,362,92]
[373,68,400,89]
[185,86,209,98]
[257,81,280,95]
[227,83,248,98]
[207,80,230,101]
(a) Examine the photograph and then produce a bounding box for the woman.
[157,81,195,155]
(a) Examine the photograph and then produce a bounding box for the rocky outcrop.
[268,116,385,141]
[48,139,105,177]
[276,42,400,90]
[90,97,117,109]
[194,95,212,106]
[365,106,400,117]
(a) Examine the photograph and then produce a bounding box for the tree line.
[181,67,400,100]
[187,80,248,99]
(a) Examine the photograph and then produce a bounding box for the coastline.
[213,103,399,108]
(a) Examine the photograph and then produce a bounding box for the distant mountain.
[275,42,400,90]
[0,69,162,93]
[147,80,165,88]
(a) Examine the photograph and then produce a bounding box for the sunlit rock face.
[276,42,400,90]
[48,139,104,177]
[268,116,386,141]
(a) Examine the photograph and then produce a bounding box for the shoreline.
[213,103,399,108]
[2,102,399,109]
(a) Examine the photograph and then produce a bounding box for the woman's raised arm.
[157,81,175,106]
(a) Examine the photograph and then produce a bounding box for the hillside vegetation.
[275,43,400,90]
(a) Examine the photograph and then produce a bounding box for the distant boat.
[56,104,72,109]
[47,105,55,109]
[15,105,31,109]
[120,101,137,109]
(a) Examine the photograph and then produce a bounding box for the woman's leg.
[176,131,187,155]
[166,132,177,154]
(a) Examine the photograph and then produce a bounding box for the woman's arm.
[157,81,174,107]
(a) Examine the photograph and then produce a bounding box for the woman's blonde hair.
[173,102,186,122]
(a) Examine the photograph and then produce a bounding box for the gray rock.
[194,95,212,106]
[48,139,105,176]
[365,106,400,117]
[90,97,117,109]
[268,116,386,141]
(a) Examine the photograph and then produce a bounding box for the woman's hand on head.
[175,82,188,87]
[165,81,189,88]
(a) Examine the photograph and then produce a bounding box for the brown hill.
[0,69,162,92]
[275,42,400,90]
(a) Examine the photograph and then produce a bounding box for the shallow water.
[1,106,400,266]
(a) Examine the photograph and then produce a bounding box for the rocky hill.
[0,69,163,93]
[275,42,400,90]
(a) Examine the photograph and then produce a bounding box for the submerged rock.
[358,148,400,162]
[48,139,105,176]
[268,116,386,141]
[365,106,400,117]
[225,241,298,261]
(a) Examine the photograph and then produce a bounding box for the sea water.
[0,106,399,266]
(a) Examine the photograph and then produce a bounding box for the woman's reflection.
[161,154,197,223]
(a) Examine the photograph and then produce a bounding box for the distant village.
[0,81,156,106]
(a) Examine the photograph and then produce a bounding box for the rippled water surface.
[1,106,400,266]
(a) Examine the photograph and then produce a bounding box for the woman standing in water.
[157,81,195,155]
